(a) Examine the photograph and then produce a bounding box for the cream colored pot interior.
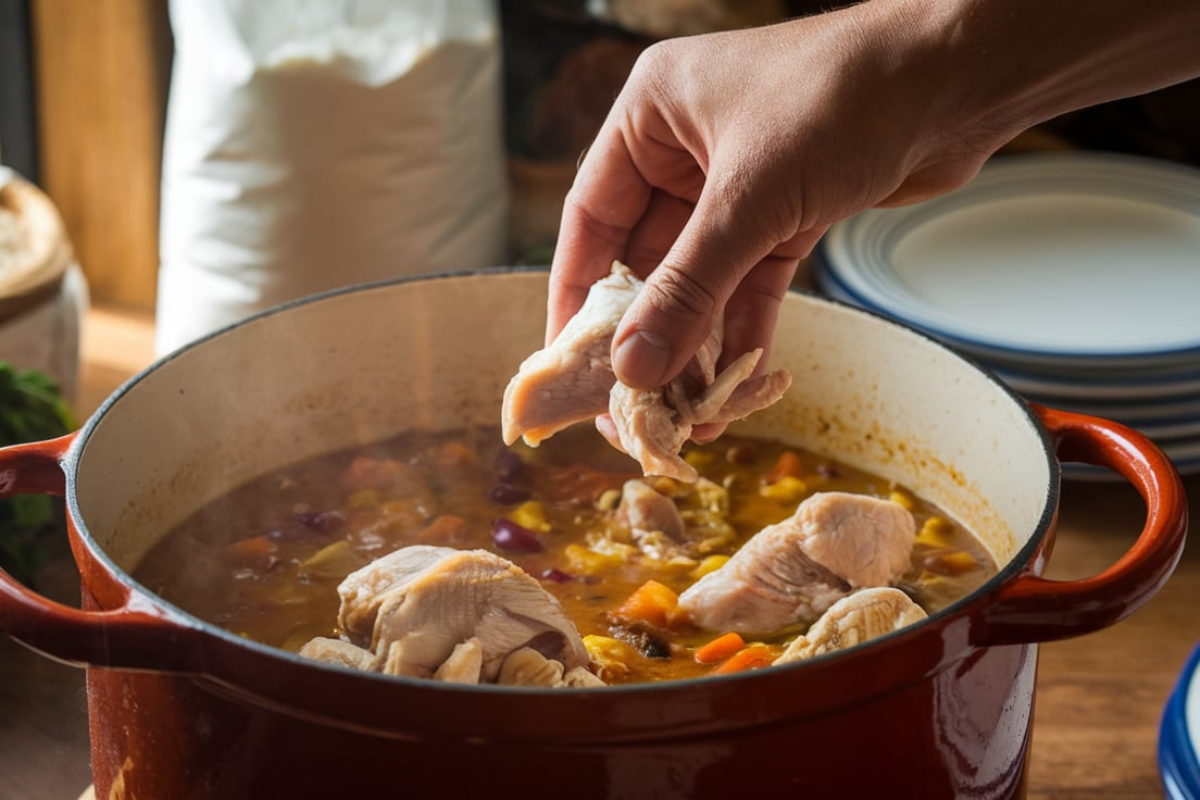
[72,271,1051,577]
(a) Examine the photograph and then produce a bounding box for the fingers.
[594,414,625,452]
[611,166,805,388]
[546,124,652,345]
[718,236,822,373]
[690,421,728,444]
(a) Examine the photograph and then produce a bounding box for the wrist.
[888,0,1200,148]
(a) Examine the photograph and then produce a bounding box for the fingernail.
[614,330,673,388]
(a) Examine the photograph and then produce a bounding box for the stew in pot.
[135,424,996,686]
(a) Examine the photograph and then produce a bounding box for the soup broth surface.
[135,426,996,684]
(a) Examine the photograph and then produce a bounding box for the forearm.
[877,0,1200,150]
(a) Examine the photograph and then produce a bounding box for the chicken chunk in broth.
[134,425,997,686]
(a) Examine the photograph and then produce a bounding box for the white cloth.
[156,0,508,355]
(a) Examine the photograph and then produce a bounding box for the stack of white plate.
[813,152,1200,479]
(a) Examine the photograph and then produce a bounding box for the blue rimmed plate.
[815,152,1200,370]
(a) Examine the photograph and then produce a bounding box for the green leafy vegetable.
[0,362,77,586]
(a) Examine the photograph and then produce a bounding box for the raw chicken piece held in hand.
[502,261,791,482]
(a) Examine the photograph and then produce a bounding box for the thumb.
[611,189,776,389]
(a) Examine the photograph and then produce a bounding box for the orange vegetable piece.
[416,514,470,546]
[712,644,774,675]
[766,450,803,484]
[695,632,746,664]
[434,441,480,474]
[221,535,276,570]
[923,549,979,576]
[341,455,406,492]
[616,580,679,628]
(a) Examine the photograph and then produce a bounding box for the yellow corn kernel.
[693,554,730,578]
[916,516,955,547]
[693,480,730,515]
[924,549,979,576]
[510,500,551,532]
[582,635,636,681]
[684,449,716,469]
[596,488,622,512]
[564,543,624,576]
[888,490,915,511]
[649,476,684,497]
[346,489,381,510]
[759,475,807,502]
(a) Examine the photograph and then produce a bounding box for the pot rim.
[62,267,1061,696]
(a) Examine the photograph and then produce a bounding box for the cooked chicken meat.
[773,587,928,664]
[502,261,791,482]
[502,263,641,446]
[299,637,380,671]
[497,647,606,688]
[678,492,916,634]
[619,479,685,539]
[432,637,484,683]
[792,491,917,589]
[608,346,792,482]
[302,545,601,686]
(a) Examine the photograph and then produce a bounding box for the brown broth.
[134,425,996,684]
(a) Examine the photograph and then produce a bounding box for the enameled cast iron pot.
[0,270,1186,799]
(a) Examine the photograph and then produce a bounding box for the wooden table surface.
[0,306,1195,799]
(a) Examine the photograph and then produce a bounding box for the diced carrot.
[766,450,804,484]
[544,463,635,503]
[695,632,746,664]
[221,535,276,570]
[713,644,774,675]
[416,514,469,546]
[342,456,402,492]
[616,580,679,628]
[434,441,480,474]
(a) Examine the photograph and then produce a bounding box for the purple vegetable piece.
[490,484,532,505]
[492,518,544,553]
[495,450,527,483]
[538,567,574,583]
[295,510,347,534]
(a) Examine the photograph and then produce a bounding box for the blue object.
[1161,642,1200,799]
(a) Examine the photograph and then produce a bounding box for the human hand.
[547,1,1003,394]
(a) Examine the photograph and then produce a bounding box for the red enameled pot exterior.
[0,272,1186,798]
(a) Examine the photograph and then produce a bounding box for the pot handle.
[0,435,200,671]
[973,404,1188,647]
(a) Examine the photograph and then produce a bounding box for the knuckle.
[626,40,684,104]
[561,191,631,250]
[645,265,718,326]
